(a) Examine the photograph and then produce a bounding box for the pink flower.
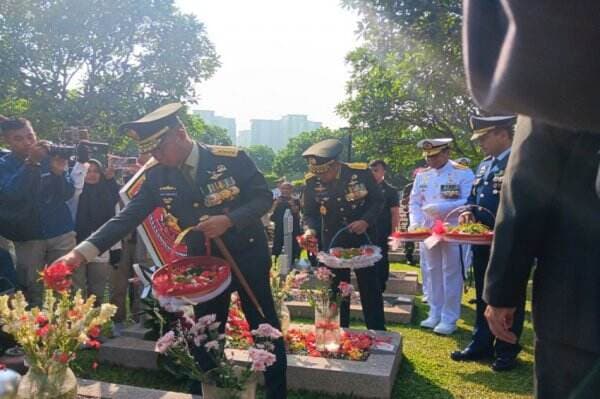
[204,340,220,351]
[196,314,217,329]
[251,323,282,340]
[248,348,276,371]
[315,267,334,282]
[292,272,310,288]
[193,333,207,347]
[155,331,176,354]
[338,281,354,298]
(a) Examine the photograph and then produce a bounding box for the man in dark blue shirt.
[0,116,76,306]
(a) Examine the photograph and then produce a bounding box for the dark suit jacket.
[463,1,600,131]
[483,118,600,354]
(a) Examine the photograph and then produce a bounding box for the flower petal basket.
[316,227,381,269]
[152,256,232,309]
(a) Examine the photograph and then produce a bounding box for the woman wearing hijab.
[73,159,121,306]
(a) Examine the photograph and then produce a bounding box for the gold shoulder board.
[347,162,368,170]
[304,172,315,181]
[140,157,159,172]
[451,161,469,170]
[208,145,239,157]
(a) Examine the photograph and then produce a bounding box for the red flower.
[86,339,101,350]
[41,261,74,292]
[35,314,48,326]
[432,220,447,235]
[88,325,101,338]
[53,352,70,364]
[92,361,98,370]
[36,324,51,337]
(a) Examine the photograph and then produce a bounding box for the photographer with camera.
[0,116,77,306]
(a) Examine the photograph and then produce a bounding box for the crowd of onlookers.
[0,116,149,341]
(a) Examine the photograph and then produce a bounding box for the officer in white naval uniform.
[409,138,475,335]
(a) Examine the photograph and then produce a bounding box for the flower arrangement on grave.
[285,328,374,361]
[0,261,117,399]
[296,267,354,352]
[226,294,254,349]
[156,313,281,399]
[269,269,309,335]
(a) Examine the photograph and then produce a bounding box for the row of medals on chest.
[315,174,368,215]
[159,164,240,210]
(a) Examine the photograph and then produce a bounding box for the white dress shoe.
[419,316,440,329]
[433,323,457,335]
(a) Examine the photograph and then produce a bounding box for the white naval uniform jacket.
[408,161,475,228]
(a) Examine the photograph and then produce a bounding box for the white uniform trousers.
[422,242,463,325]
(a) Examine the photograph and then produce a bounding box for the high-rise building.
[249,115,321,151]
[192,110,237,145]
[237,130,251,148]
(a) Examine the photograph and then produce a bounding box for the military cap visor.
[470,115,517,141]
[417,138,452,157]
[302,139,344,174]
[119,103,184,153]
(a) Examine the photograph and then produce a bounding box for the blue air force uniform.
[301,139,386,330]
[74,103,286,398]
[452,115,524,370]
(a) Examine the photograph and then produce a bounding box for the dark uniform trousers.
[471,245,524,358]
[467,154,524,359]
[85,143,286,399]
[303,164,386,330]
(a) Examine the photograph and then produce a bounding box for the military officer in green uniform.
[54,103,287,398]
[301,139,386,330]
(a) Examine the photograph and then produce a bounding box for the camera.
[48,144,76,159]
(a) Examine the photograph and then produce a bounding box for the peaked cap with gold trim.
[119,103,184,153]
[417,138,452,157]
[469,115,517,141]
[302,139,344,174]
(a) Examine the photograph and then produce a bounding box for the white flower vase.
[17,365,77,399]
[276,300,291,336]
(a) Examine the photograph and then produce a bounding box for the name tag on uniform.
[440,184,460,199]
[159,185,178,208]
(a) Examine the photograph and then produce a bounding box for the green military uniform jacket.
[83,143,272,261]
[302,163,383,250]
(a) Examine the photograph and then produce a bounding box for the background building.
[193,110,237,145]
[237,129,251,148]
[250,114,321,150]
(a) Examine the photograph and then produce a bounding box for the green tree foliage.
[338,0,480,178]
[183,115,232,146]
[0,0,219,146]
[244,144,276,174]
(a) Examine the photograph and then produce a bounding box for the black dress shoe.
[491,356,517,372]
[450,348,493,362]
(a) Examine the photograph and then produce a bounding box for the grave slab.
[285,293,414,324]
[77,378,201,399]
[99,328,403,398]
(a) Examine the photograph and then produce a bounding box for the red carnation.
[35,314,48,326]
[36,324,51,337]
[88,325,101,338]
[41,261,74,292]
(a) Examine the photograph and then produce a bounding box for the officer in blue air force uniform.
[301,139,386,330]
[451,115,525,372]
[53,103,287,398]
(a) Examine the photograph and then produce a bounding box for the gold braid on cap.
[308,159,335,174]
[137,126,170,153]
[473,126,495,135]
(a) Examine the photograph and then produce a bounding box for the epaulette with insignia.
[450,160,469,169]
[208,145,239,157]
[347,162,368,170]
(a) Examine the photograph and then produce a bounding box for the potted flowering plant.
[0,261,117,399]
[156,313,281,399]
[297,267,353,352]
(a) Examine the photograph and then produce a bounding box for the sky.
[175,0,360,132]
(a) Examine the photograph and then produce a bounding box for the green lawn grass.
[73,262,534,398]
